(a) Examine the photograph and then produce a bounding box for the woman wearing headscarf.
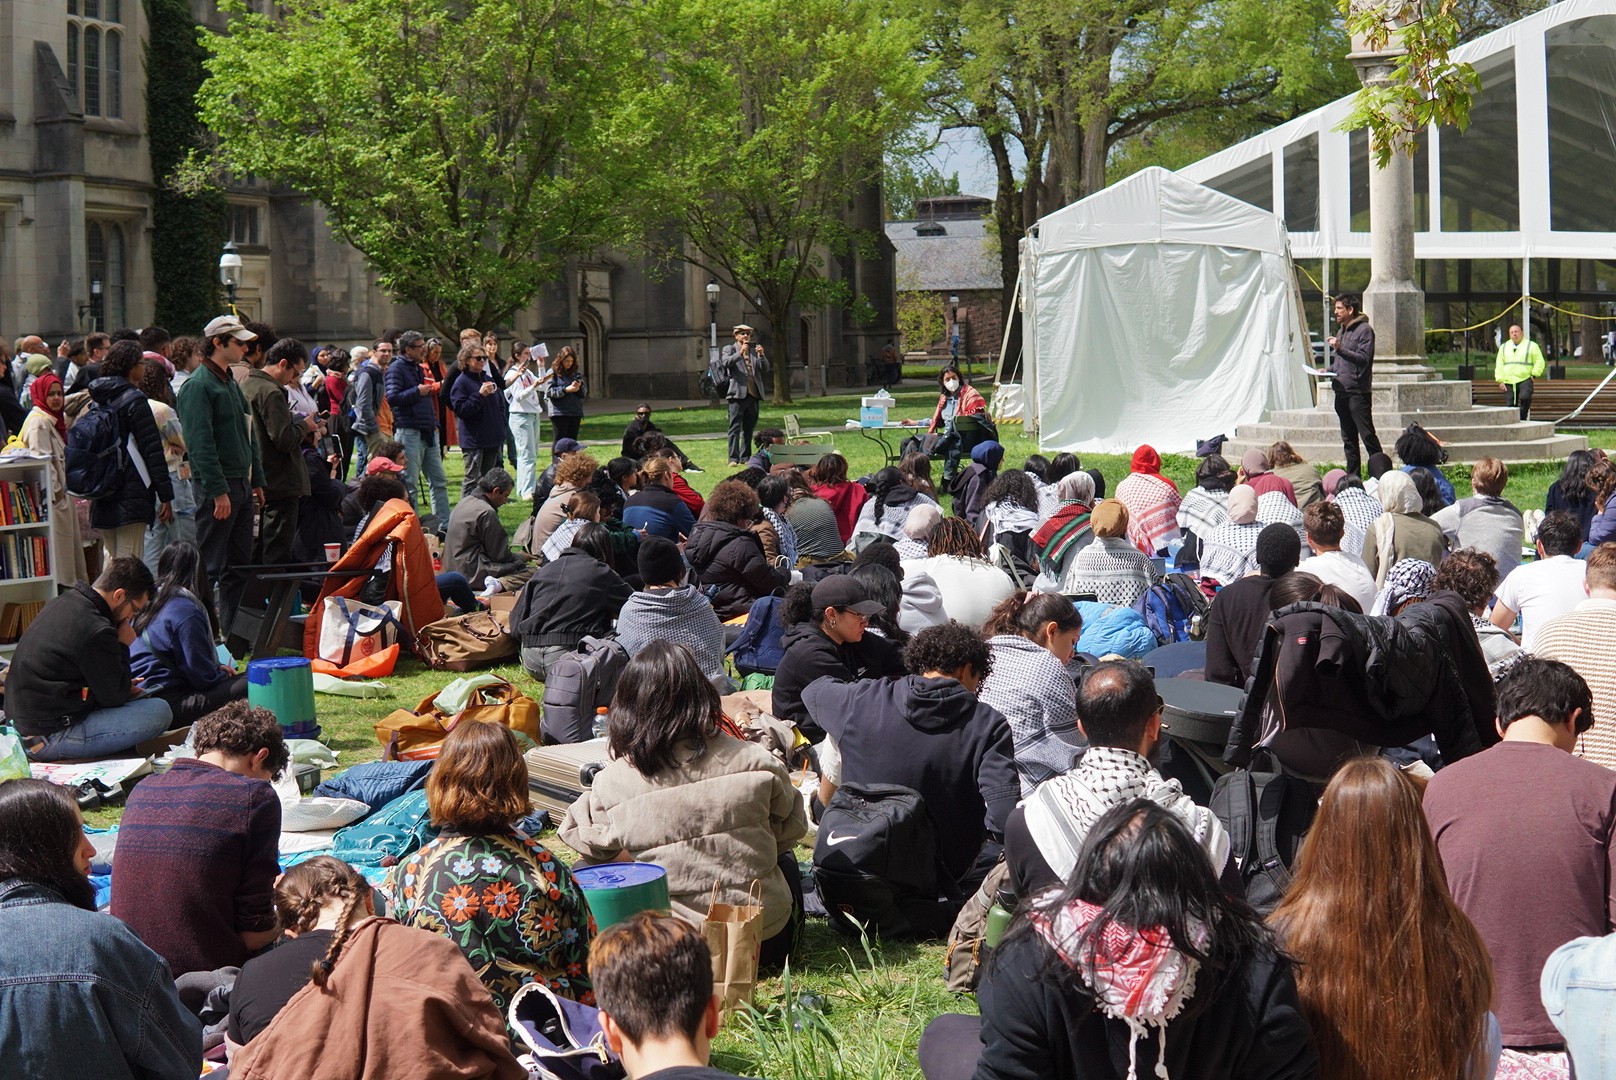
[1369,557,1437,617]
[1034,471,1096,588]
[1323,468,1382,557]
[1175,455,1234,571]
[1362,471,1447,587]
[1114,445,1181,556]
[18,372,87,586]
[1197,486,1264,587]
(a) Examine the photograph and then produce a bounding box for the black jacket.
[7,583,137,732]
[771,622,904,739]
[511,547,632,649]
[952,464,994,527]
[1205,576,1276,689]
[1331,313,1375,392]
[973,925,1317,1080]
[1228,591,1496,767]
[803,674,1019,884]
[87,377,175,529]
[293,448,349,563]
[684,520,788,620]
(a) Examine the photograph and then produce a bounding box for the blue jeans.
[398,427,451,534]
[511,412,543,499]
[142,469,198,574]
[1544,934,1616,1067]
[436,571,480,613]
[28,697,175,761]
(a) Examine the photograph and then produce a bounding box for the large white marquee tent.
[1020,167,1314,454]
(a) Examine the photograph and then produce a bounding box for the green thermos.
[984,889,1016,947]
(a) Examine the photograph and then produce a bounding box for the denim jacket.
[1544,933,1616,1074]
[0,879,201,1078]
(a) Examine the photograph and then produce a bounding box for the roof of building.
[885,215,1003,292]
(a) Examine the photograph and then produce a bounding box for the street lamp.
[949,294,961,361]
[705,280,720,379]
[219,240,242,313]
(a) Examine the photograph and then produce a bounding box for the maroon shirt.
[110,758,281,976]
[1424,740,1616,1047]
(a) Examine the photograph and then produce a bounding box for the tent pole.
[993,270,1023,386]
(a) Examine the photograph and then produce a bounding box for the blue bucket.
[246,657,317,729]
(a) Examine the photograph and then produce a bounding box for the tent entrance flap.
[1023,167,1312,454]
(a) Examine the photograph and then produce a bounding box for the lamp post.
[219,241,242,314]
[706,279,720,366]
[949,294,961,364]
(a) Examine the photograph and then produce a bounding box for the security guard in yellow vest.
[1495,324,1546,421]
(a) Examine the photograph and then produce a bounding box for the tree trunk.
[766,297,794,406]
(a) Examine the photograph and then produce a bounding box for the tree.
[194,0,667,334]
[649,0,927,403]
[895,268,948,353]
[923,0,1355,350]
[1339,0,1480,167]
[885,159,963,220]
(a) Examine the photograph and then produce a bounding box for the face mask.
[944,379,960,392]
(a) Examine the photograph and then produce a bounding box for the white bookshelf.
[0,457,56,655]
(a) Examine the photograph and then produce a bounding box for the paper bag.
[702,881,764,1015]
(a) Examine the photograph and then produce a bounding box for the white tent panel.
[1024,168,1312,455]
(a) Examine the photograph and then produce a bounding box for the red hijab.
[1129,445,1177,491]
[30,373,65,438]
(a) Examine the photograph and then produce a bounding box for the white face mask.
[944,378,960,392]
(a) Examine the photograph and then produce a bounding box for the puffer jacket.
[86,377,174,529]
[1229,590,1495,768]
[684,520,788,620]
[511,547,631,649]
[1331,313,1375,391]
[560,735,807,938]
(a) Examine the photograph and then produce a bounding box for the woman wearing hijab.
[1197,486,1265,587]
[18,373,87,586]
[1369,557,1437,617]
[1362,471,1447,587]
[1114,445,1181,556]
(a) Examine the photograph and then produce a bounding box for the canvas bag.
[419,609,516,671]
[317,596,402,666]
[374,679,541,760]
[508,982,625,1080]
[702,880,764,1016]
[943,858,1011,993]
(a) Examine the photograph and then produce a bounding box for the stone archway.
[578,307,607,394]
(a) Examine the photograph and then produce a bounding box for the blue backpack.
[1132,579,1198,644]
[728,594,787,675]
[65,400,126,499]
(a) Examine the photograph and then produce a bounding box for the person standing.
[348,341,388,476]
[384,330,451,535]
[1494,323,1546,421]
[87,342,175,563]
[176,316,265,631]
[242,339,318,565]
[1327,292,1381,476]
[545,345,587,444]
[449,340,504,497]
[504,343,550,500]
[721,324,769,467]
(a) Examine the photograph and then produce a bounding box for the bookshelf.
[0,457,56,654]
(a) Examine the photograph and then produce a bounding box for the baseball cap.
[811,576,884,617]
[552,437,584,456]
[365,457,405,475]
[202,315,256,342]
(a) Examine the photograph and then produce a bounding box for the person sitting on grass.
[771,577,906,741]
[129,541,249,726]
[387,721,596,1017]
[591,911,751,1080]
[684,480,789,621]
[513,523,632,681]
[624,453,698,542]
[10,556,174,762]
[111,702,287,980]
[616,536,729,692]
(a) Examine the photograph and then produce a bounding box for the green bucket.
[246,657,317,730]
[571,863,670,929]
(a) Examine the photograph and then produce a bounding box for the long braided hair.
[273,856,370,989]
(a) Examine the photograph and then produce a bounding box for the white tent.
[1021,166,1314,455]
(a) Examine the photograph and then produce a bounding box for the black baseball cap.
[812,576,884,616]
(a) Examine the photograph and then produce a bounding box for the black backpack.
[539,636,629,744]
[1209,752,1318,915]
[813,782,959,940]
[65,398,127,499]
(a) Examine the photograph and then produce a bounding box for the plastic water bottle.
[591,707,609,739]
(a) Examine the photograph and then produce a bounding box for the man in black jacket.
[1327,292,1381,476]
[12,558,175,761]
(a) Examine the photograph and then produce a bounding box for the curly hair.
[1431,548,1499,610]
[983,469,1039,512]
[903,620,992,680]
[927,516,985,560]
[704,480,762,525]
[555,452,601,490]
[193,701,290,781]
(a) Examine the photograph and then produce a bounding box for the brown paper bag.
[702,881,764,1015]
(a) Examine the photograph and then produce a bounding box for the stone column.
[1349,16,1428,367]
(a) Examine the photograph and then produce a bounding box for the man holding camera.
[720,323,769,467]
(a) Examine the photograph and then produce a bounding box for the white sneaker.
[479,577,504,597]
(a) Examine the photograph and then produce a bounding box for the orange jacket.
[303,498,445,658]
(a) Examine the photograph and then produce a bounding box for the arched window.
[105,31,120,118]
[104,224,127,329]
[82,27,100,116]
[66,24,79,97]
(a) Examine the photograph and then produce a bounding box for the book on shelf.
[0,599,45,644]
[0,479,45,526]
[0,532,49,581]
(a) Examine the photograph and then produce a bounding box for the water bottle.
[984,887,1017,947]
[591,707,609,739]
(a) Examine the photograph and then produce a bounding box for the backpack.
[1209,752,1318,915]
[813,782,959,940]
[540,636,629,744]
[64,398,127,499]
[1131,573,1211,644]
[727,594,787,676]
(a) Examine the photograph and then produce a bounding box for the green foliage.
[1337,0,1480,166]
[885,159,962,220]
[196,0,672,334]
[648,0,928,403]
[895,267,947,353]
[145,0,226,332]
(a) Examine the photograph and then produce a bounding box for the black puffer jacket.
[1229,590,1495,767]
[684,520,788,620]
[771,622,905,740]
[87,377,174,529]
[511,547,633,649]
[1331,313,1375,391]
